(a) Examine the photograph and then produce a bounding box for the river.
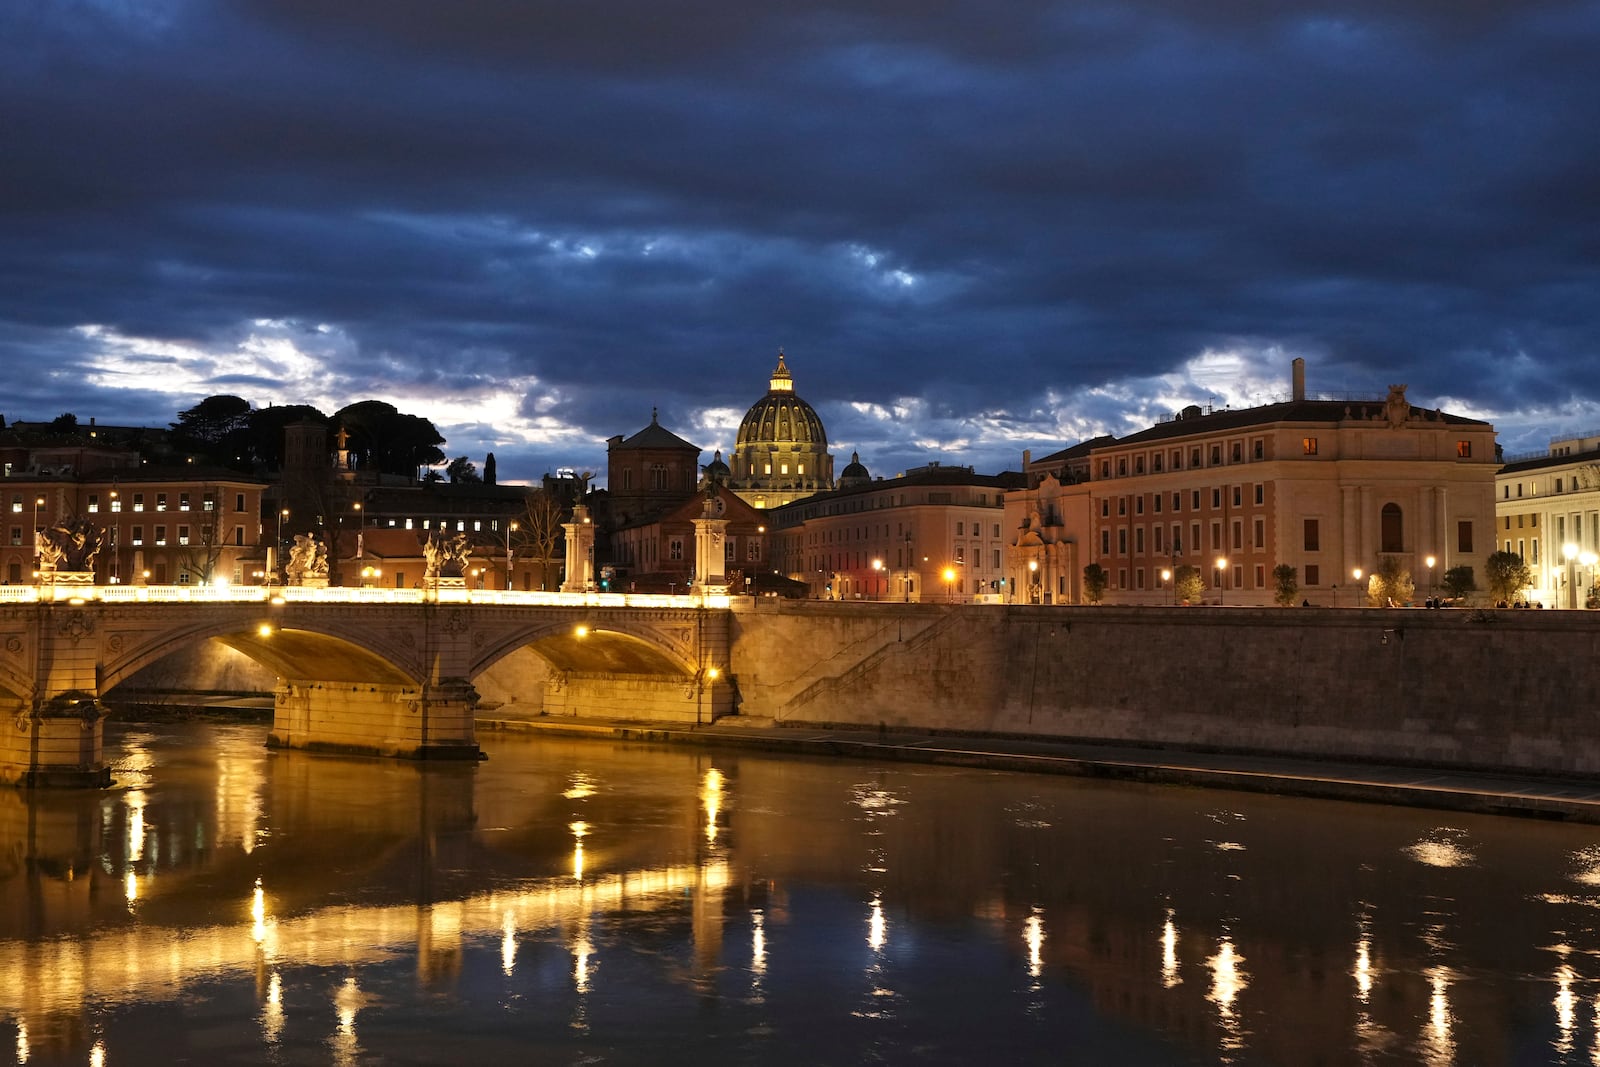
[3,720,1600,1065]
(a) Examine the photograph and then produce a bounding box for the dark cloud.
[2,0,1597,478]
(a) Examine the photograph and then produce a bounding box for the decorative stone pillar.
[1,697,111,787]
[561,504,595,592]
[692,491,730,595]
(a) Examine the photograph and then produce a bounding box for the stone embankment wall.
[729,600,1600,777]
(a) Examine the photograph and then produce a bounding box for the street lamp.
[904,533,913,603]
[1425,554,1436,594]
[1028,558,1039,604]
[1583,552,1599,608]
[276,508,290,583]
[505,520,519,590]
[871,558,883,600]
[1215,557,1227,605]
[943,566,957,603]
[1161,567,1173,606]
[1352,567,1364,608]
[353,501,364,560]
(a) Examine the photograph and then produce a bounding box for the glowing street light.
[32,495,45,578]
[1215,557,1227,605]
[505,520,519,590]
[871,558,883,600]
[1425,554,1436,593]
[943,565,958,603]
[1161,567,1173,606]
[352,501,365,561]
[1352,567,1364,608]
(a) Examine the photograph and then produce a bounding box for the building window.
[1231,442,1242,462]
[1173,492,1182,511]
[1118,458,1127,476]
[1210,445,1222,465]
[1118,497,1127,516]
[748,541,761,561]
[203,493,215,512]
[1305,564,1320,586]
[134,494,145,512]
[1255,484,1264,505]
[669,538,684,560]
[1457,521,1474,554]
[1117,529,1127,554]
[1154,494,1162,513]
[157,493,168,512]
[1556,478,1563,493]
[1101,499,1110,518]
[1232,486,1242,508]
[132,526,144,546]
[1101,460,1111,478]
[1211,488,1221,509]
[956,522,964,535]
[180,493,191,511]
[234,527,244,546]
[1135,528,1145,554]
[235,493,245,512]
[1101,530,1110,555]
[88,495,100,513]
[1211,521,1222,550]
[111,496,122,513]
[1135,497,1144,515]
[8,526,19,546]
[1254,518,1265,549]
[1456,440,1472,458]
[154,526,167,547]
[1304,518,1320,552]
[1153,454,1163,472]
[1303,437,1318,456]
[1381,503,1404,553]
[1135,456,1145,474]
[178,525,190,546]
[1253,439,1263,460]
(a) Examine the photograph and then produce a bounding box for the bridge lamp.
[257,623,274,638]
[942,566,957,603]
[871,558,883,600]
[1215,557,1228,604]
[574,624,590,639]
[706,666,720,681]
[1352,567,1364,607]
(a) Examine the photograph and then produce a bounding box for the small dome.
[703,449,732,483]
[838,450,870,488]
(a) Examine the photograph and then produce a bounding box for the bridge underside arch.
[212,629,416,686]
[474,626,726,724]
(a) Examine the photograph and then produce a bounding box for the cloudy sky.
[4,0,1597,484]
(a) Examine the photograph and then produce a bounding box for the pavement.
[479,714,1600,824]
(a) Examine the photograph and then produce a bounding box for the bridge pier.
[268,680,484,760]
[0,696,112,788]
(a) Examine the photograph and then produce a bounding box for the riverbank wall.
[727,601,1597,778]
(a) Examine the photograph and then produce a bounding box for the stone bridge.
[0,588,733,785]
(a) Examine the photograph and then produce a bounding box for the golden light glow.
[1206,935,1249,1054]
[252,878,268,943]
[867,894,887,951]
[571,820,588,881]
[15,1022,27,1064]
[90,1041,105,1067]
[1355,931,1373,1003]
[1423,965,1455,1066]
[1555,957,1577,1057]
[1024,907,1045,979]
[1162,909,1181,989]
[125,870,139,903]
[501,911,517,977]
[751,910,767,978]
[705,666,720,681]
[574,624,589,638]
[257,622,274,637]
[261,971,284,1045]
[701,768,725,844]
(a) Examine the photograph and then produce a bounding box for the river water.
[4,722,1600,1065]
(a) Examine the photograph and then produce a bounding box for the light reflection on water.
[6,722,1600,1063]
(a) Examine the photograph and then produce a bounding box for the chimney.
[1291,357,1306,402]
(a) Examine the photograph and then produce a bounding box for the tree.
[1441,565,1477,602]
[50,412,78,433]
[1174,564,1204,605]
[514,491,565,591]
[1484,551,1533,604]
[1369,556,1415,606]
[446,456,481,484]
[484,452,497,486]
[174,502,229,584]
[172,395,252,464]
[1082,563,1108,604]
[1272,564,1299,607]
[334,401,446,477]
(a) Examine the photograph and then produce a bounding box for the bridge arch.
[100,616,423,693]
[468,619,699,681]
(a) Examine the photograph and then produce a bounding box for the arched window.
[1381,503,1404,553]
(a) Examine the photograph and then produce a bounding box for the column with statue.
[560,504,596,593]
[691,484,730,596]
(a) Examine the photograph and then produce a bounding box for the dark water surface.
[4,722,1600,1065]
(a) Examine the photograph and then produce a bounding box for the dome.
[735,353,828,450]
[838,450,871,488]
[703,449,732,484]
[730,351,835,502]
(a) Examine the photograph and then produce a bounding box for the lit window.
[1456,440,1472,458]
[1302,438,1318,455]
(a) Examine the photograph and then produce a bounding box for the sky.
[4,0,1598,485]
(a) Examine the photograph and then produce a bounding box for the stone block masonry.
[727,601,1600,779]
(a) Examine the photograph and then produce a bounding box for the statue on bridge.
[423,528,472,581]
[285,533,329,584]
[35,518,103,576]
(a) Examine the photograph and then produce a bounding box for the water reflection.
[8,724,1600,1064]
